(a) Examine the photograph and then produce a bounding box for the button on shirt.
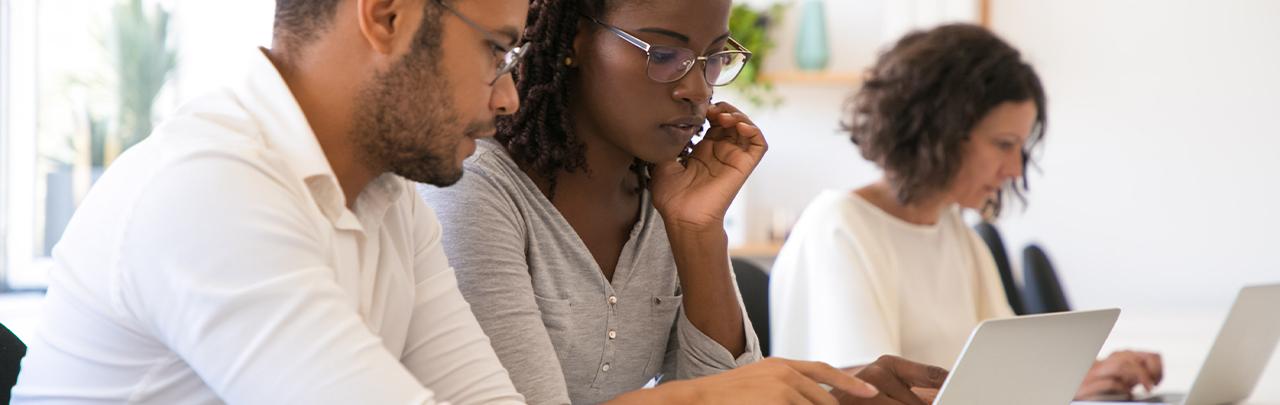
[13,49,523,405]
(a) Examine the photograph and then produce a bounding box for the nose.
[1004,149,1026,180]
[491,73,520,116]
[671,62,712,107]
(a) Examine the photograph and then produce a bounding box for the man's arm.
[119,155,439,404]
[399,191,525,404]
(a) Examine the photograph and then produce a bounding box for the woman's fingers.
[1077,376,1131,400]
[1095,352,1157,392]
[1137,352,1164,384]
[784,359,880,399]
[708,101,757,125]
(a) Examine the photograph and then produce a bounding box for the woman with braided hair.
[421,0,947,404]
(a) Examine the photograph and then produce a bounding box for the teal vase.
[795,0,830,71]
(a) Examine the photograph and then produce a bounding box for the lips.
[661,116,705,137]
[661,123,699,133]
[659,125,698,145]
[669,115,707,128]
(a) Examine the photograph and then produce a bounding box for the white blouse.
[769,190,1014,369]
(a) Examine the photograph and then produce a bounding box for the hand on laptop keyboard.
[835,355,949,405]
[1076,350,1164,401]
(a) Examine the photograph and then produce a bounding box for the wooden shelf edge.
[759,70,864,86]
[729,242,784,257]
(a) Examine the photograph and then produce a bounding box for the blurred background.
[0,0,275,335]
[1,0,1278,349]
[719,0,1280,316]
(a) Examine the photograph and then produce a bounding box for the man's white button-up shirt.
[13,49,523,405]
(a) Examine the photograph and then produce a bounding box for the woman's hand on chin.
[651,101,767,233]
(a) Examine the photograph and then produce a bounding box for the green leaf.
[110,0,178,156]
[728,2,789,108]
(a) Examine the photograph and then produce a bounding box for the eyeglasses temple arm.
[587,17,651,52]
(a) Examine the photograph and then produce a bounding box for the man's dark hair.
[273,0,343,50]
[273,0,443,52]
[845,23,1047,217]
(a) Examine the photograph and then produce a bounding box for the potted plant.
[728,3,786,107]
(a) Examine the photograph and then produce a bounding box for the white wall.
[733,0,1280,312]
[990,0,1280,311]
[162,0,275,110]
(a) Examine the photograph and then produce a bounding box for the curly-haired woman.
[768,23,1164,401]
[420,0,947,404]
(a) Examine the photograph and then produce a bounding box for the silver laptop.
[1087,283,1280,405]
[934,308,1121,405]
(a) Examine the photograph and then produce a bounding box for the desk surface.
[1082,308,1279,404]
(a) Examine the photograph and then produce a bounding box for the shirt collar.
[230,48,361,227]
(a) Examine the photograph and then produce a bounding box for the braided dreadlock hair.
[499,0,647,197]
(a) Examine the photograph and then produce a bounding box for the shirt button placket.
[594,291,620,388]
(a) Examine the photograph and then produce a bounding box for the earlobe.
[570,19,592,68]
[355,0,402,55]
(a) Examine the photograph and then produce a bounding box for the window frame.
[0,0,9,289]
[3,0,53,290]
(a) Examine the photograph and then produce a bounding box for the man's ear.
[356,0,414,55]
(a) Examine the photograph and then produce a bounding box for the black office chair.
[973,222,1028,315]
[730,257,771,357]
[0,322,25,403]
[1022,244,1072,314]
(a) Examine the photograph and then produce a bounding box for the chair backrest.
[0,322,26,403]
[1022,244,1072,314]
[973,222,1027,315]
[731,257,771,357]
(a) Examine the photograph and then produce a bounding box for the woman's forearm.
[665,220,747,356]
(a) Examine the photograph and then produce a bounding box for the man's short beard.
[350,13,468,187]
